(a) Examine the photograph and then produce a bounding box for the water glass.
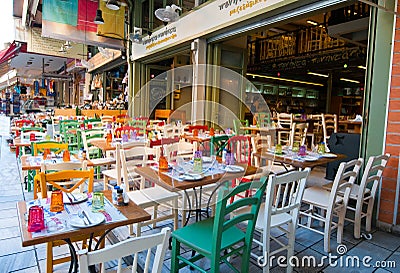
[298,145,307,156]
[275,144,283,155]
[292,142,300,153]
[50,191,64,213]
[92,192,105,212]
[122,133,128,142]
[28,205,45,232]
[318,143,326,154]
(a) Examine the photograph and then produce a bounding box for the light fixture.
[306,20,318,26]
[106,0,120,10]
[94,9,104,24]
[358,65,367,70]
[340,78,360,84]
[307,72,329,78]
[247,73,324,87]
[64,41,72,49]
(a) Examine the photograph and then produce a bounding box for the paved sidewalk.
[0,138,399,272]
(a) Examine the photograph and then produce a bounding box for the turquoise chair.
[171,178,268,273]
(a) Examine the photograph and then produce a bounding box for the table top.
[135,163,259,192]
[18,191,151,247]
[253,150,346,169]
[20,155,93,171]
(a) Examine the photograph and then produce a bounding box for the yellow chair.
[32,141,69,156]
[36,168,95,272]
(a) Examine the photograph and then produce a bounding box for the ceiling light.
[94,9,105,24]
[307,72,329,78]
[247,73,324,86]
[306,20,318,26]
[358,65,367,70]
[340,78,360,83]
[106,0,120,10]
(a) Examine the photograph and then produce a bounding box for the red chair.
[15,119,35,128]
[226,135,252,203]
[187,125,208,133]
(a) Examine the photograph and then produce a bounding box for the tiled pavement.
[0,138,399,272]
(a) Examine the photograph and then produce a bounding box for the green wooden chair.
[233,119,249,135]
[171,178,268,273]
[83,118,102,129]
[210,135,230,157]
[60,120,81,153]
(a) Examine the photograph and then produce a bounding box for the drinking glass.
[298,145,307,156]
[50,191,64,212]
[209,127,215,136]
[193,129,198,137]
[318,143,326,154]
[275,144,283,155]
[292,142,300,153]
[28,205,45,232]
[30,133,36,141]
[62,150,70,162]
[88,123,93,130]
[92,192,105,212]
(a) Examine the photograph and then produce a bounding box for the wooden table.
[135,164,259,192]
[18,190,151,273]
[253,151,346,170]
[135,164,259,224]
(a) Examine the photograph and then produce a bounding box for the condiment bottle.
[116,188,124,206]
[112,185,120,204]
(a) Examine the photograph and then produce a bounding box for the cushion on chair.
[126,186,179,207]
[171,217,246,257]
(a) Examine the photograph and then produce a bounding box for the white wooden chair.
[253,169,310,273]
[277,113,293,146]
[299,158,363,252]
[120,145,179,236]
[322,113,337,151]
[289,122,309,147]
[102,141,147,190]
[324,153,390,239]
[78,227,170,273]
[81,129,115,169]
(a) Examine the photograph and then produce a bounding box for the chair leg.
[323,217,332,253]
[103,176,109,191]
[136,222,142,237]
[365,199,375,233]
[153,204,158,229]
[286,222,295,273]
[337,208,346,245]
[354,202,363,239]
[171,238,181,273]
[46,242,54,273]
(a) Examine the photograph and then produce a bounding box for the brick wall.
[381,3,400,225]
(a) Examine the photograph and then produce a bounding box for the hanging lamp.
[94,9,104,24]
[106,0,120,10]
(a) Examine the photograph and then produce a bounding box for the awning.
[0,41,24,65]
